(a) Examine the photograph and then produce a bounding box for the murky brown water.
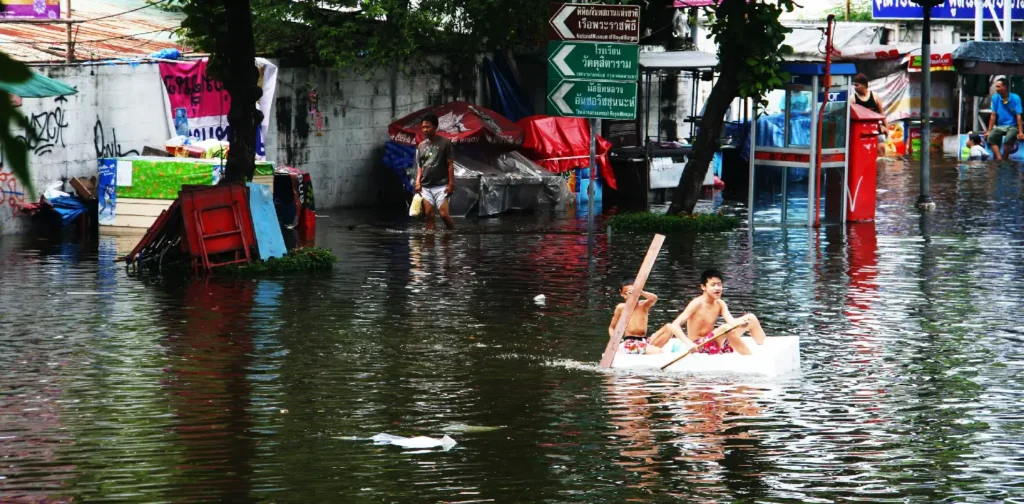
[1,158,1023,503]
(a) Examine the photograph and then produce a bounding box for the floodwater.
[1,158,1024,503]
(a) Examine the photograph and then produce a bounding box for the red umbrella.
[388,101,523,147]
[516,115,617,190]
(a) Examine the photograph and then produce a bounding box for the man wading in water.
[414,114,456,231]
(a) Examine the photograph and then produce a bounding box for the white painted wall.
[1,63,165,235]
[1,60,473,235]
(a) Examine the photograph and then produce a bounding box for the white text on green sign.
[547,80,637,120]
[548,41,639,82]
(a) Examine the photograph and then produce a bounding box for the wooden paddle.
[659,318,748,371]
[599,234,665,368]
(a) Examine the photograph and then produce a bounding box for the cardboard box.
[70,176,97,200]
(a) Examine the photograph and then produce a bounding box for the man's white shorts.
[420,185,449,209]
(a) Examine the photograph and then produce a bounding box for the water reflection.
[1,158,1024,501]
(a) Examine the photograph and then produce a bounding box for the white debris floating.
[371,433,457,451]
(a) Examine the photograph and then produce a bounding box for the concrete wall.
[1,60,478,235]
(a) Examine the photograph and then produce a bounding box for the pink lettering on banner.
[160,60,231,123]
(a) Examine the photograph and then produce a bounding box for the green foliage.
[707,0,794,107]
[217,247,338,276]
[826,0,873,22]
[0,50,35,196]
[608,212,740,234]
[246,0,555,74]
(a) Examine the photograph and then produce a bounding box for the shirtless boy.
[651,269,766,355]
[608,278,663,355]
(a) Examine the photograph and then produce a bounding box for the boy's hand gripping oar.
[599,234,665,368]
[659,318,748,371]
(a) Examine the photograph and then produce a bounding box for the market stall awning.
[388,101,523,147]
[0,70,77,98]
[953,41,1024,75]
[639,51,718,71]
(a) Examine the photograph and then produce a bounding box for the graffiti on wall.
[93,118,139,158]
[14,96,69,156]
[0,150,26,214]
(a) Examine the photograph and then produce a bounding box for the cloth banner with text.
[158,58,278,161]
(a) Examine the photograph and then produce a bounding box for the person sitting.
[986,77,1024,161]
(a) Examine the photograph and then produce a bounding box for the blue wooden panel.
[247,183,287,261]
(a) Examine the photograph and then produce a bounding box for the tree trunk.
[666,71,740,215]
[220,0,262,184]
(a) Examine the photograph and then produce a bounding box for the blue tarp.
[49,197,86,227]
[483,55,532,123]
[382,141,416,193]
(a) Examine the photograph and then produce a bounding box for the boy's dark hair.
[621,277,636,288]
[700,269,723,285]
[422,113,440,128]
[853,73,869,86]
[970,133,983,145]
[997,77,1010,88]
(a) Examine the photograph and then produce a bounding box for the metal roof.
[0,0,187,63]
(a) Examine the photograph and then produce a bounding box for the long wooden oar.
[659,318,747,371]
[599,234,665,368]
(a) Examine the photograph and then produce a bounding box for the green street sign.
[547,41,639,82]
[546,79,637,120]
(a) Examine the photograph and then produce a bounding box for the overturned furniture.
[123,183,257,275]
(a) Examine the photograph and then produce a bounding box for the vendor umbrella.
[388,101,523,147]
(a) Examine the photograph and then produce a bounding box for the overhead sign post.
[547,2,641,253]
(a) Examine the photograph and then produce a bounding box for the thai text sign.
[549,3,640,43]
[547,80,638,120]
[547,41,639,82]
[873,0,1024,21]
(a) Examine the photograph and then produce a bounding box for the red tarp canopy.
[516,115,617,190]
[388,101,524,147]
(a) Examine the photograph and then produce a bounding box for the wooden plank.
[117,198,176,206]
[100,215,158,229]
[116,202,171,217]
[599,234,665,368]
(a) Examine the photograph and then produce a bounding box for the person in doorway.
[966,133,989,161]
[986,77,1024,161]
[414,113,456,231]
[853,73,889,132]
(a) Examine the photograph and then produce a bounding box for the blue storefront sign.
[818,90,849,103]
[873,1,1024,21]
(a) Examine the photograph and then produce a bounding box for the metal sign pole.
[588,118,598,256]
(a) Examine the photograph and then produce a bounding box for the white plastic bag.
[409,193,423,217]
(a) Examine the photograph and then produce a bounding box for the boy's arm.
[640,291,657,307]
[671,299,698,326]
[719,301,749,327]
[609,304,624,338]
[719,300,736,324]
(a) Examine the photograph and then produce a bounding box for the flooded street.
[2,158,1024,503]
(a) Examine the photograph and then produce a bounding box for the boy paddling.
[651,269,767,355]
[607,278,664,355]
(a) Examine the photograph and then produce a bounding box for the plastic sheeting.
[382,141,569,217]
[450,149,570,217]
[516,115,617,190]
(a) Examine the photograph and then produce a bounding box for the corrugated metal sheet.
[0,0,187,63]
